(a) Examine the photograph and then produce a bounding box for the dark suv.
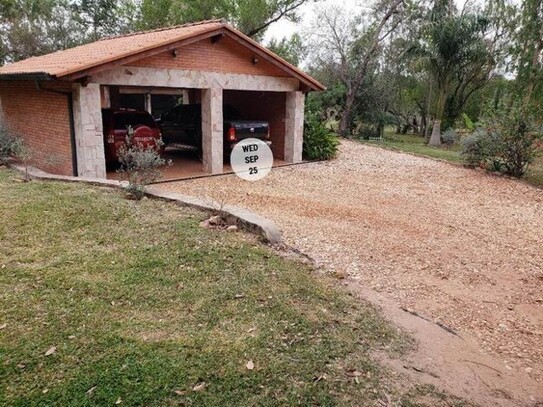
[158,104,271,154]
[102,108,163,165]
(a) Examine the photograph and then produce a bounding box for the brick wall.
[131,37,290,78]
[0,81,73,175]
[224,90,286,160]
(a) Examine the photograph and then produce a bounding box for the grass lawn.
[0,168,416,406]
[361,132,543,188]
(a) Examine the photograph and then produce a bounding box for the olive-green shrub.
[303,114,339,161]
[461,103,538,177]
[0,122,22,165]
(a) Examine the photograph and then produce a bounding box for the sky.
[264,0,364,42]
[263,0,470,43]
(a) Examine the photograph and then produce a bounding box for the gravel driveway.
[161,140,543,382]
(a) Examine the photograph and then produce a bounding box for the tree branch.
[247,0,307,37]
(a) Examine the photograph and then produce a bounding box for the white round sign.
[230,138,274,181]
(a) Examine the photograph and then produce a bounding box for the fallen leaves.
[44,346,56,356]
[0,323,7,330]
[86,386,97,397]
[192,382,206,392]
[246,360,254,370]
[346,369,367,384]
[346,369,362,377]
[313,373,328,382]
[173,382,208,396]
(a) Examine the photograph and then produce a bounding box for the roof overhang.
[0,23,325,92]
[0,72,54,81]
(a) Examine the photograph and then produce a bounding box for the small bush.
[461,103,538,177]
[117,127,171,199]
[499,119,535,177]
[461,113,475,131]
[461,128,499,166]
[358,125,380,140]
[441,129,458,145]
[303,114,339,161]
[0,124,22,165]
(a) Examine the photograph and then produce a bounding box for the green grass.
[361,131,543,188]
[0,168,416,406]
[362,132,463,163]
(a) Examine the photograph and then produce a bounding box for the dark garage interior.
[107,86,288,181]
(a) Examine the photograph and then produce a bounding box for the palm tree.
[407,1,490,145]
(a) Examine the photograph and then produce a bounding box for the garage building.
[0,20,324,179]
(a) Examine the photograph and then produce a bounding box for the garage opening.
[104,86,209,181]
[223,90,286,162]
[104,86,288,182]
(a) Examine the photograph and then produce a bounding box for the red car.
[102,108,163,165]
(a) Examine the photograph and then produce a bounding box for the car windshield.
[114,112,156,130]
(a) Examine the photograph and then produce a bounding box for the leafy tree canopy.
[0,0,311,63]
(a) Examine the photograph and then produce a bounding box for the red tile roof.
[0,20,324,91]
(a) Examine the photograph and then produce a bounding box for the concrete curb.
[7,164,282,244]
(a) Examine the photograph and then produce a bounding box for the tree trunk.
[429,86,448,146]
[429,120,441,146]
[339,90,356,137]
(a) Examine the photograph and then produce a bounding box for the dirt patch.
[160,140,543,405]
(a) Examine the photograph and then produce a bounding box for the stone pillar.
[284,91,305,163]
[72,83,106,179]
[201,87,223,174]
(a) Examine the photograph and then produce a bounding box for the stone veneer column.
[201,87,223,174]
[284,91,305,163]
[72,83,106,178]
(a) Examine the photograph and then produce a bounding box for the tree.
[71,0,135,41]
[0,0,71,63]
[266,33,305,66]
[136,0,312,39]
[306,0,406,137]
[0,0,308,66]
[407,0,495,145]
[0,0,133,64]
[500,0,543,116]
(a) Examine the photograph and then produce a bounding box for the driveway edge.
[7,164,282,244]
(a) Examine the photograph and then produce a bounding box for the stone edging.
[8,164,282,244]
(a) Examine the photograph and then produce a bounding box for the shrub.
[303,114,339,161]
[117,127,171,199]
[0,124,22,165]
[461,128,500,166]
[461,104,538,177]
[498,116,535,177]
[461,113,475,131]
[441,128,458,145]
[358,125,381,140]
